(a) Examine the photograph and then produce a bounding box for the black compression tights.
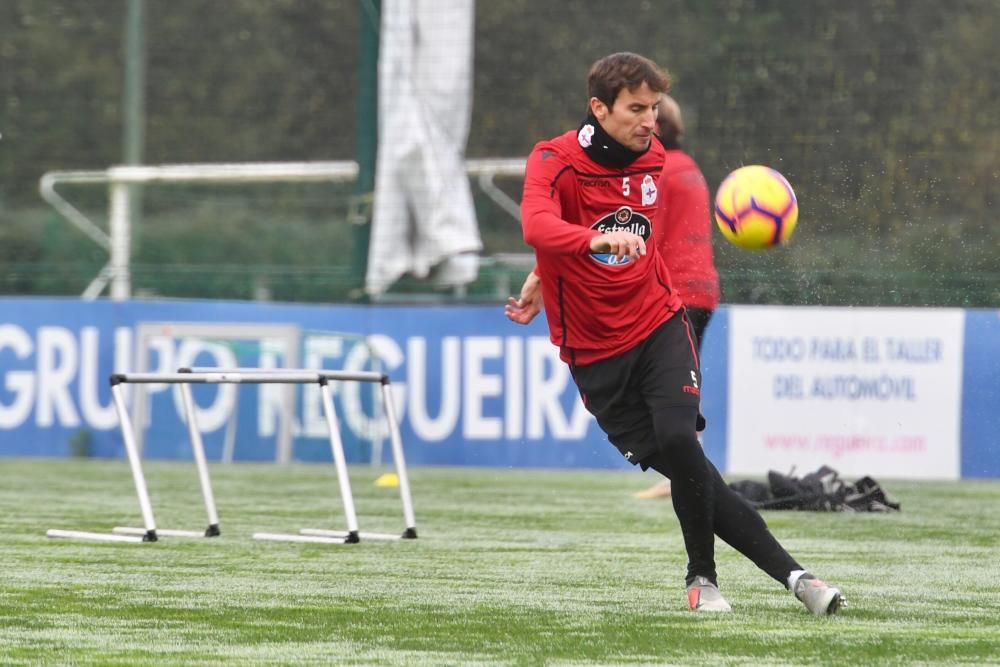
[643,405,801,588]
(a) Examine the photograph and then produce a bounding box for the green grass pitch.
[1,458,998,665]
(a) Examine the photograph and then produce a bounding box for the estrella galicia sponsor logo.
[589,207,652,266]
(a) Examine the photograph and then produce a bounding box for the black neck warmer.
[577,113,648,169]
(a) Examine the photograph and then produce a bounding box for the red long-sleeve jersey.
[520,129,683,366]
[655,148,720,311]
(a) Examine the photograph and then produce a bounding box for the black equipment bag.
[730,465,900,512]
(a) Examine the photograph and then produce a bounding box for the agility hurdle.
[46,371,336,543]
[47,369,416,544]
[184,367,417,544]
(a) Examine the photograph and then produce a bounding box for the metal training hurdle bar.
[46,371,316,543]
[183,368,416,544]
[46,369,416,544]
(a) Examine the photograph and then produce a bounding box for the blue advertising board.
[0,297,659,469]
[961,309,1000,478]
[2,298,996,478]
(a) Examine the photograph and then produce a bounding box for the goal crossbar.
[39,159,527,300]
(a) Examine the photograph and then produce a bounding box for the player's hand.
[505,271,543,325]
[590,231,646,261]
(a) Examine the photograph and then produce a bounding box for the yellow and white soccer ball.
[714,165,799,250]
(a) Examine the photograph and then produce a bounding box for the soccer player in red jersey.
[653,94,720,346]
[506,52,845,615]
[633,94,720,500]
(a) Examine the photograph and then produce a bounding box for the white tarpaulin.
[366,0,481,297]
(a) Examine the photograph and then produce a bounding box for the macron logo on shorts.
[683,369,700,396]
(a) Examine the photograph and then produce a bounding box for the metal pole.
[123,0,146,263]
[123,0,146,167]
[111,382,158,540]
[109,181,132,300]
[319,379,360,540]
[351,0,380,297]
[179,384,221,535]
[381,381,417,536]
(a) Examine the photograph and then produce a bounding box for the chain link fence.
[1,0,996,305]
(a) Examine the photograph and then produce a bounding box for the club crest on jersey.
[589,206,651,266]
[578,124,595,148]
[641,174,657,205]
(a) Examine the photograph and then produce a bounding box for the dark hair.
[587,52,671,109]
[656,95,684,144]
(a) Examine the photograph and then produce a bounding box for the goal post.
[107,162,359,300]
[39,159,526,301]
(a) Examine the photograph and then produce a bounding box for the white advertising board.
[727,306,964,480]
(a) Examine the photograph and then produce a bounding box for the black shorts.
[570,312,703,465]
